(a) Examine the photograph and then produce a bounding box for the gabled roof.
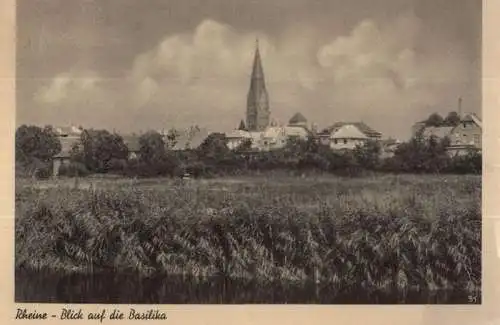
[288,112,307,125]
[330,124,369,140]
[321,122,382,138]
[461,113,482,128]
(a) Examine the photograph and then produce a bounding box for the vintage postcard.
[2,0,500,323]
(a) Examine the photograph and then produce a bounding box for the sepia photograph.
[15,0,482,304]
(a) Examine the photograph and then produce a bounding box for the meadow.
[15,174,481,302]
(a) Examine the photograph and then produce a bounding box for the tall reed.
[15,174,481,293]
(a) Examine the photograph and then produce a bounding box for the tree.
[72,129,129,173]
[421,135,451,173]
[425,113,444,127]
[165,128,180,149]
[16,125,61,164]
[389,131,451,173]
[197,133,230,161]
[353,140,382,170]
[390,131,428,172]
[139,131,166,163]
[137,131,177,176]
[444,111,461,126]
[196,133,235,174]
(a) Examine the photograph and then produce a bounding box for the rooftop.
[288,112,307,125]
[321,122,382,138]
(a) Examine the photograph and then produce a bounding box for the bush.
[58,162,89,177]
[447,152,482,174]
[182,161,216,178]
[16,159,52,179]
[35,164,52,179]
[107,158,128,173]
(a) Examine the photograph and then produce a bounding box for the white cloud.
[35,70,101,104]
[317,15,419,87]
[34,14,475,138]
[33,70,119,128]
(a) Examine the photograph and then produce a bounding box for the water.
[15,269,480,304]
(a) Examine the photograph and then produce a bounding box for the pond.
[15,269,479,304]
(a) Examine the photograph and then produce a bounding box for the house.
[380,138,403,158]
[319,122,382,150]
[415,113,482,156]
[169,127,211,151]
[51,125,83,177]
[257,125,309,151]
[52,134,81,177]
[447,113,482,156]
[226,129,253,150]
[411,121,427,137]
[122,135,141,159]
[225,113,311,151]
[421,126,455,140]
[225,126,309,151]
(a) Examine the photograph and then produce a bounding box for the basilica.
[225,40,312,151]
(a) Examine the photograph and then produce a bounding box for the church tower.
[246,39,270,132]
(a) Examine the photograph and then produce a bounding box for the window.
[334,139,338,145]
[344,139,347,144]
[473,134,480,144]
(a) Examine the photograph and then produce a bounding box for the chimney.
[458,97,463,118]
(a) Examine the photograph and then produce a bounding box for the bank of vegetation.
[15,175,481,295]
[15,124,481,180]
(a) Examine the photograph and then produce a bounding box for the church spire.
[246,37,270,132]
[250,38,265,87]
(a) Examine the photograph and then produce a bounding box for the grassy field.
[15,174,481,295]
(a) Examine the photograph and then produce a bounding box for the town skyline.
[17,0,481,140]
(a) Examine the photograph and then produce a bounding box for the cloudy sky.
[17,0,481,139]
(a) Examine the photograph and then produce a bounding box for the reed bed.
[15,174,481,294]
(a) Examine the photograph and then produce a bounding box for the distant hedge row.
[58,135,480,179]
[15,124,481,179]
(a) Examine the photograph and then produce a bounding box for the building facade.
[52,125,83,177]
[413,113,482,156]
[319,122,382,150]
[447,113,482,156]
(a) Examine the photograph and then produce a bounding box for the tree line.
[422,111,462,127]
[15,124,481,179]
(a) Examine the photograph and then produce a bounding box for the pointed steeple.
[246,38,270,132]
[250,38,265,85]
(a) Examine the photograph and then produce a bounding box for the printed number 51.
[468,295,477,303]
